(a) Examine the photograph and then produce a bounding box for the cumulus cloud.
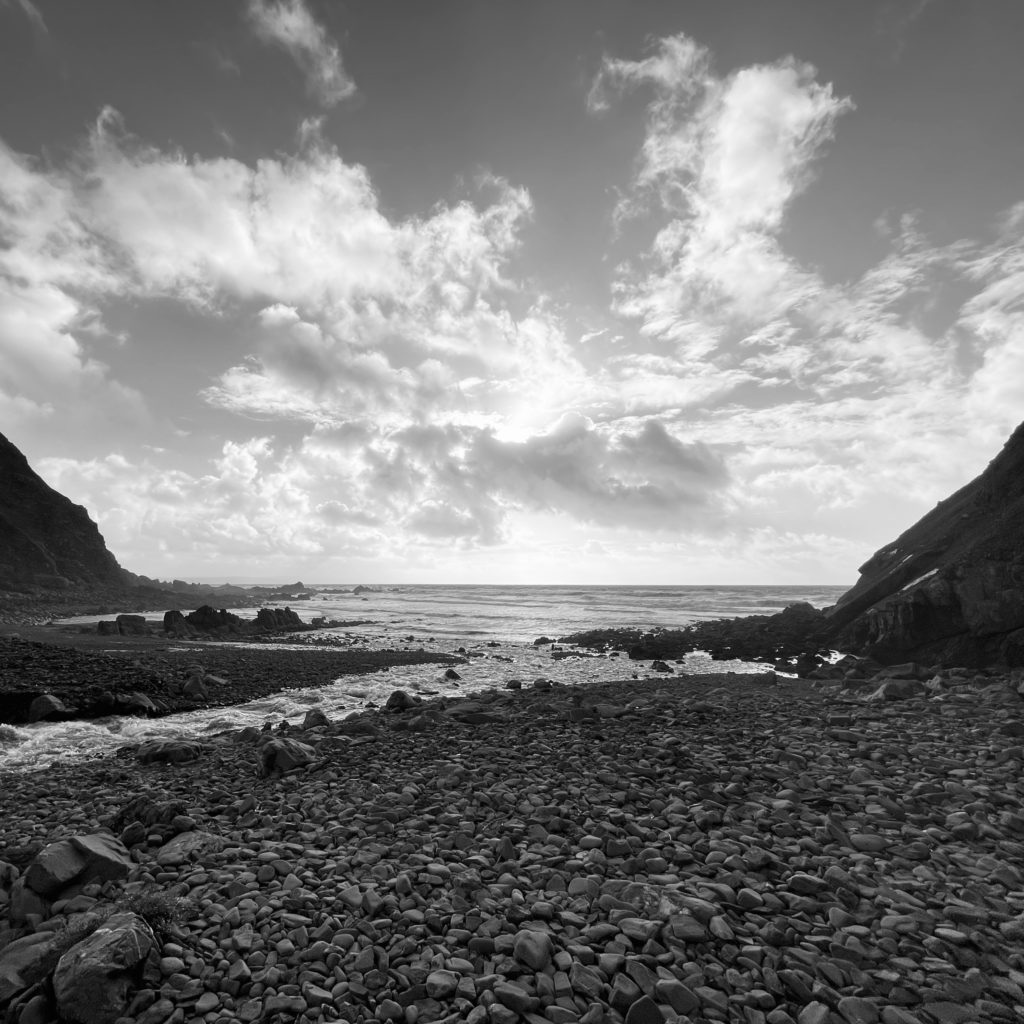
[39,412,731,578]
[0,140,147,440]
[7,27,1024,582]
[470,414,728,528]
[246,0,356,107]
[1,111,580,433]
[3,108,736,556]
[588,32,1024,540]
[595,34,852,338]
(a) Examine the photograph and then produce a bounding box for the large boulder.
[185,605,240,633]
[257,736,316,776]
[53,912,155,1024]
[255,606,303,630]
[162,609,194,636]
[135,739,204,764]
[385,690,419,712]
[28,692,67,722]
[23,835,132,900]
[121,691,157,715]
[827,421,1024,666]
[115,614,148,636]
[0,930,65,1003]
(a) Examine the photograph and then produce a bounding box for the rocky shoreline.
[559,603,835,674]
[4,668,1024,1024]
[0,633,463,725]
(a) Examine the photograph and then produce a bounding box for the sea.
[0,584,848,772]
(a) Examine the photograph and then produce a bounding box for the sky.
[2,1,1023,585]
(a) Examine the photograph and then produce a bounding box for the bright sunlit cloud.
[2,6,1023,581]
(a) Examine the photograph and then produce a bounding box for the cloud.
[3,0,47,37]
[594,34,852,337]
[0,112,588,470]
[246,0,356,107]
[587,31,1024,563]
[38,410,731,578]
[0,140,147,441]
[470,414,729,528]
[6,30,1024,585]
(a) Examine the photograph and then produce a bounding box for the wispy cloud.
[246,0,355,107]
[3,0,48,37]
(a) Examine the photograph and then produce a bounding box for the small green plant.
[49,906,114,959]
[118,890,195,939]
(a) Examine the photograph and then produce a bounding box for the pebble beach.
[4,668,1024,1024]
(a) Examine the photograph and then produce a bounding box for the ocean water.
[2,584,847,771]
[252,583,850,643]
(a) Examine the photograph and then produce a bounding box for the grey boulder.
[53,912,155,1024]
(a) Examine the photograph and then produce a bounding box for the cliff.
[827,421,1024,666]
[0,432,125,593]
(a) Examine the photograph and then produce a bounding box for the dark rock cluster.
[561,603,833,672]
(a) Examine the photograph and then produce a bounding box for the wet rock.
[27,693,67,721]
[256,735,316,775]
[121,691,156,715]
[135,739,203,764]
[385,689,419,711]
[301,708,330,730]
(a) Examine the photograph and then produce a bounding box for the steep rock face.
[0,432,124,591]
[827,421,1024,666]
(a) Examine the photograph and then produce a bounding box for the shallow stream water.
[2,583,846,771]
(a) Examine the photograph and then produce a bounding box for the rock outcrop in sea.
[827,420,1024,667]
[0,432,125,595]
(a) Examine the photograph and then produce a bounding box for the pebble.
[3,673,1024,1024]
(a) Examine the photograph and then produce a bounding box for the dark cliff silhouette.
[0,432,125,593]
[827,421,1024,666]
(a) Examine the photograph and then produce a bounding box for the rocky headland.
[0,434,125,599]
[824,422,1024,667]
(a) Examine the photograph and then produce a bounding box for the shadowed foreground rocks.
[4,673,1024,1023]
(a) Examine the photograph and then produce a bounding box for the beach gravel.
[3,672,1024,1023]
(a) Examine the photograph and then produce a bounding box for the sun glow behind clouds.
[2,9,1024,582]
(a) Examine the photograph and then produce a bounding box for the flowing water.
[1,583,848,771]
